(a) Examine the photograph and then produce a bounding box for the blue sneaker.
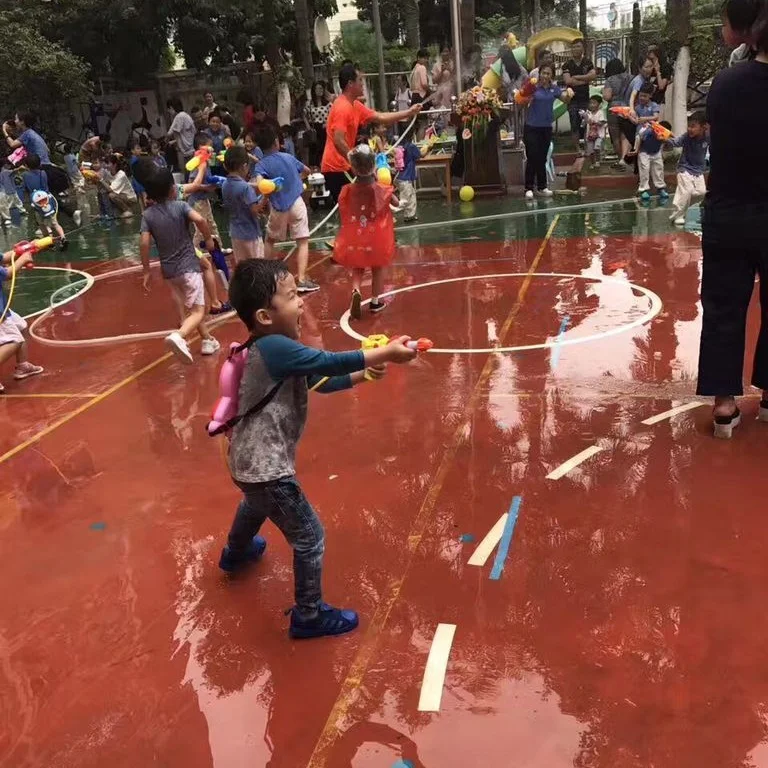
[658,188,669,200]
[640,190,651,202]
[219,535,267,573]
[288,603,359,639]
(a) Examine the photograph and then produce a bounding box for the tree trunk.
[670,45,690,135]
[262,0,281,73]
[404,0,420,49]
[533,0,541,33]
[371,0,387,111]
[460,0,473,51]
[294,0,314,93]
[630,2,641,73]
[579,0,587,38]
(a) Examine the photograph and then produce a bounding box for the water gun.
[375,153,392,185]
[216,137,235,164]
[257,176,283,196]
[81,165,100,183]
[207,342,249,437]
[13,236,52,266]
[8,146,27,166]
[610,106,632,119]
[649,122,673,142]
[361,334,433,352]
[514,77,538,106]
[204,171,227,187]
[186,145,215,172]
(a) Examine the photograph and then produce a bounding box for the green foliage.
[333,22,415,71]
[476,14,519,42]
[0,16,90,123]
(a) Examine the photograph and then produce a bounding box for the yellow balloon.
[459,185,475,202]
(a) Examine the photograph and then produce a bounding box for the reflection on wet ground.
[4,198,768,768]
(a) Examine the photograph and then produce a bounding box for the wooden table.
[415,153,454,205]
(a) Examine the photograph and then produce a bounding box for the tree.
[666,0,691,135]
[294,0,316,88]
[403,0,421,48]
[0,16,90,126]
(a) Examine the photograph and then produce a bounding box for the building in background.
[327,0,360,42]
[588,0,664,31]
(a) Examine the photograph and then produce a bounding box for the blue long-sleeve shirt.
[667,133,709,176]
[229,334,365,483]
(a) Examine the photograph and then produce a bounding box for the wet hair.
[26,153,41,170]
[143,167,175,202]
[229,259,292,331]
[16,111,35,128]
[193,131,212,150]
[688,110,707,125]
[224,145,248,172]
[538,63,555,77]
[605,57,626,77]
[639,82,656,96]
[659,120,672,130]
[348,143,375,176]
[589,94,603,105]
[132,156,158,188]
[281,123,298,139]
[208,110,222,122]
[339,63,358,91]
[723,0,768,52]
[243,131,257,146]
[108,153,128,173]
[416,48,428,60]
[255,122,278,151]
[166,97,184,113]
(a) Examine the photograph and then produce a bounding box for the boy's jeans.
[230,476,324,616]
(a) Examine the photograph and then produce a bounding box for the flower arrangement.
[456,85,503,145]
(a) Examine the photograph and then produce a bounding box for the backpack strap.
[208,379,284,437]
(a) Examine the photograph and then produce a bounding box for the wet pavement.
[3,198,768,768]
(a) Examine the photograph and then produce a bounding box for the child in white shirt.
[582,95,607,168]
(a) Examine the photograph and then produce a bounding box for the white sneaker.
[201,337,220,356]
[673,217,686,226]
[524,190,534,200]
[165,332,194,364]
[537,188,554,197]
[2,219,10,226]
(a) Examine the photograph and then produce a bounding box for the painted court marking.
[339,273,662,354]
[417,623,457,712]
[546,444,605,480]
[21,266,95,320]
[641,401,705,426]
[468,513,509,567]
[306,216,561,767]
[489,496,522,580]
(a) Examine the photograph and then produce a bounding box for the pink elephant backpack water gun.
[207,341,284,437]
[393,146,405,172]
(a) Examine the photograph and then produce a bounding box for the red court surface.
[3,209,768,768]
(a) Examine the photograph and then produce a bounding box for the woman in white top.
[165,97,196,171]
[431,46,456,108]
[202,92,218,120]
[410,49,430,104]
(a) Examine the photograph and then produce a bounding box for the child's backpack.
[207,340,283,437]
[393,146,405,172]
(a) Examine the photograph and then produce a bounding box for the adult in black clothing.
[646,44,673,108]
[697,0,768,438]
[562,40,596,149]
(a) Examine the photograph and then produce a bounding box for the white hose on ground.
[29,262,237,348]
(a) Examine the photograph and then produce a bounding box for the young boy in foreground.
[220,259,417,638]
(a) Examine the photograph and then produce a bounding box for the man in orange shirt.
[321,63,422,201]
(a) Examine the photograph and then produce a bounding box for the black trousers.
[324,171,351,203]
[697,238,768,396]
[523,125,552,192]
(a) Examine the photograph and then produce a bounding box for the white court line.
[339,273,663,354]
[546,445,604,480]
[417,623,457,712]
[641,401,705,426]
[467,514,508,567]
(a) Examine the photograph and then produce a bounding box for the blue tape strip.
[550,314,570,368]
[489,496,522,581]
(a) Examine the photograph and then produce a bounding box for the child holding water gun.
[252,123,317,293]
[0,249,44,392]
[628,84,669,201]
[666,110,709,226]
[218,259,417,638]
[334,144,398,319]
[138,166,220,364]
[222,146,267,262]
[396,138,428,223]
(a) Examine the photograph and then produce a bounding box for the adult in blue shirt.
[3,112,51,165]
[523,64,572,199]
[628,57,655,116]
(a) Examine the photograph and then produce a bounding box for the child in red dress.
[333,144,398,320]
